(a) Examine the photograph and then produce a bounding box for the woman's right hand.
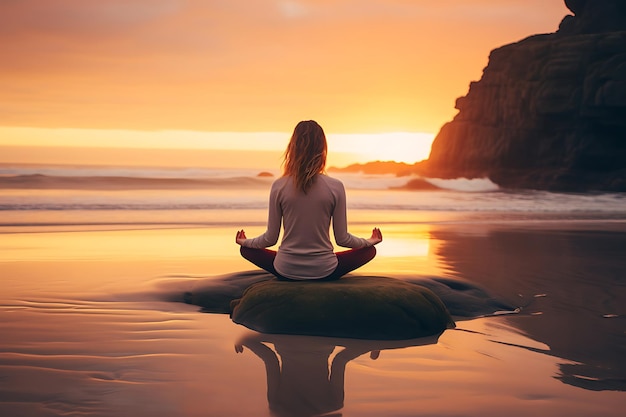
[366,227,382,246]
[235,229,247,246]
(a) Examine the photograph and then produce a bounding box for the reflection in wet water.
[235,332,439,417]
[431,225,626,392]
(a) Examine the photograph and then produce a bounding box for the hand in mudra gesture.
[235,229,247,246]
[366,227,383,246]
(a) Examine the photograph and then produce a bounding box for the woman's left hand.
[235,229,247,246]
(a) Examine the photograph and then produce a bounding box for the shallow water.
[1,214,625,416]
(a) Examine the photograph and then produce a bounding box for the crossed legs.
[239,246,377,281]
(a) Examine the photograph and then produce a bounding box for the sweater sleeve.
[332,180,370,248]
[242,182,282,249]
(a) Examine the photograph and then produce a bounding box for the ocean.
[2,163,625,219]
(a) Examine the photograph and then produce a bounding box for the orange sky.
[0,0,570,165]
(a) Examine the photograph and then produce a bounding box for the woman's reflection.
[235,332,439,417]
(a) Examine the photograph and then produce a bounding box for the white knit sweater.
[242,174,370,279]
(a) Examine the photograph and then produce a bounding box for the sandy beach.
[1,209,624,417]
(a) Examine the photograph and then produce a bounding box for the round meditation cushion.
[230,276,455,340]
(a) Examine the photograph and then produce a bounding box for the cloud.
[277,1,311,18]
[0,0,181,38]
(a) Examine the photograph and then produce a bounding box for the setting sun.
[328,132,435,165]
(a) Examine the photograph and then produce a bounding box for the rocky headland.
[328,160,415,176]
[424,0,626,191]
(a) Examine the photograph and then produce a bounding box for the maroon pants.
[240,246,376,281]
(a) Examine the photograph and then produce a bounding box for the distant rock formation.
[328,160,415,176]
[257,171,274,177]
[425,0,626,191]
[392,177,441,191]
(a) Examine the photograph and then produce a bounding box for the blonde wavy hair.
[282,120,327,193]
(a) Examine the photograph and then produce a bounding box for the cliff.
[425,0,626,191]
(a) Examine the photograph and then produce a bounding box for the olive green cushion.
[230,276,455,340]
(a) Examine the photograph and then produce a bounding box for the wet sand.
[0,215,625,416]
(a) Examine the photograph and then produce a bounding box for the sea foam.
[423,177,500,192]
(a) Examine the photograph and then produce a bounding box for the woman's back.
[275,174,336,255]
[273,174,367,279]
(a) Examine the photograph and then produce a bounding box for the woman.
[236,120,382,281]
